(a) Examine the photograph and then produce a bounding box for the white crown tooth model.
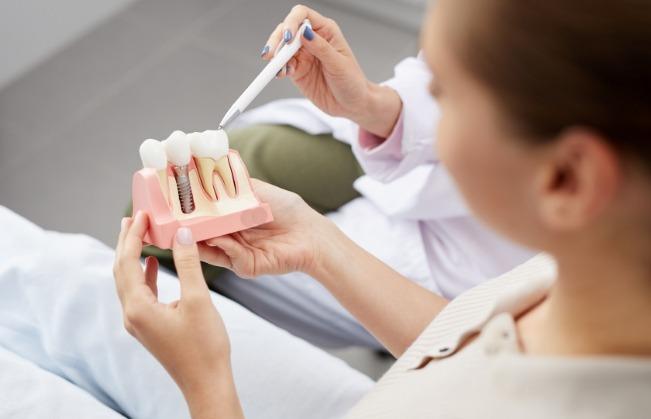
[164,130,192,165]
[139,138,169,202]
[132,128,274,250]
[164,130,196,214]
[190,129,236,199]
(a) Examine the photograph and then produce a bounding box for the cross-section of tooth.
[139,138,169,202]
[211,129,236,197]
[189,131,218,199]
[190,129,235,199]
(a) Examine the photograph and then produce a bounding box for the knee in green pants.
[231,124,363,214]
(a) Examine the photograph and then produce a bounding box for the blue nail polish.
[260,45,270,56]
[303,26,314,41]
[283,29,292,42]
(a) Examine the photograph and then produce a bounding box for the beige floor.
[0,0,419,379]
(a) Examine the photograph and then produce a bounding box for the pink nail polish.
[176,227,194,245]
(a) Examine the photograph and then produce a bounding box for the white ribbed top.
[346,254,651,419]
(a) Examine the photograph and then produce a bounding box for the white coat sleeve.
[351,54,439,182]
[351,54,470,220]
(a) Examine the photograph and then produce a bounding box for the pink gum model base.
[132,150,273,250]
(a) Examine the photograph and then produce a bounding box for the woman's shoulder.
[396,254,556,369]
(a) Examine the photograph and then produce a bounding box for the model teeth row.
[138,129,236,204]
[139,129,229,168]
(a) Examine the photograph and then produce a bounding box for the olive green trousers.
[131,124,364,280]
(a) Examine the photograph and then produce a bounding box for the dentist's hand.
[198,179,332,278]
[262,5,402,138]
[113,213,244,418]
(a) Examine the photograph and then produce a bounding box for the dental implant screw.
[173,165,195,214]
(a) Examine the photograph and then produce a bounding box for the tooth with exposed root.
[139,138,169,202]
[189,129,235,199]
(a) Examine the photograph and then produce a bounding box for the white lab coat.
[232,54,534,299]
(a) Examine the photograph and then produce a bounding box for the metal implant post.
[173,165,195,213]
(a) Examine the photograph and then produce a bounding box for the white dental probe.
[218,19,312,129]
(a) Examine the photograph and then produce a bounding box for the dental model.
[164,130,195,214]
[132,129,273,249]
[138,139,169,203]
[189,130,237,199]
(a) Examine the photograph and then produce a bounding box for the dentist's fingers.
[286,63,295,77]
[276,23,347,80]
[281,5,333,40]
[262,6,335,61]
[285,56,301,78]
[277,56,300,80]
[172,228,211,303]
[276,65,288,79]
[261,23,285,60]
[299,26,343,71]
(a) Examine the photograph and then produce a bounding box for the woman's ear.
[535,128,621,232]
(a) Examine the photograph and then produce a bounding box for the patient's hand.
[198,179,333,278]
[113,212,244,418]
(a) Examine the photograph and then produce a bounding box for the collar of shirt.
[411,268,555,368]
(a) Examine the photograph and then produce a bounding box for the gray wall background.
[1,0,426,90]
[1,0,138,89]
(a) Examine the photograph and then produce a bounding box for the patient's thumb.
[173,227,209,298]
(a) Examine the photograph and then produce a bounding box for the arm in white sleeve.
[352,54,439,182]
[351,54,471,220]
